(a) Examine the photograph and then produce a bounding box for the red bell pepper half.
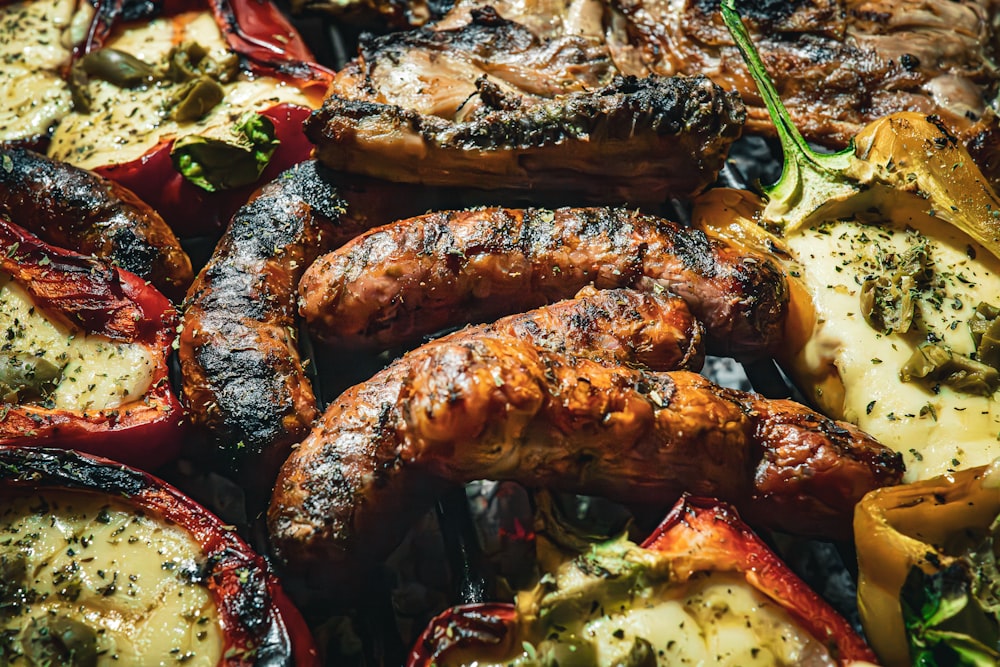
[0,445,320,666]
[80,0,333,237]
[408,495,878,666]
[0,217,184,469]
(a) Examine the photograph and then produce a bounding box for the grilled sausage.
[269,300,900,592]
[0,148,192,301]
[299,206,788,359]
[180,161,370,485]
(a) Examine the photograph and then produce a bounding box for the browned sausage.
[0,148,192,301]
[446,286,705,372]
[298,206,789,359]
[269,299,900,592]
[179,161,375,486]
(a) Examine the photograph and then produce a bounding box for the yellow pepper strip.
[854,460,1000,665]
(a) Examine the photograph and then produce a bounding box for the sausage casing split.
[0,148,193,301]
[299,206,789,359]
[180,161,363,484]
[269,292,899,591]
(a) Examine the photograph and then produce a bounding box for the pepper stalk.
[720,0,1000,258]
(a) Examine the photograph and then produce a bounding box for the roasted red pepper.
[0,445,320,666]
[408,495,878,666]
[66,0,332,237]
[0,217,184,469]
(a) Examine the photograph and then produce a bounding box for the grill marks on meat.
[618,0,999,148]
[299,206,788,360]
[179,162,361,483]
[0,149,192,301]
[269,317,902,588]
[305,7,744,203]
[308,0,999,183]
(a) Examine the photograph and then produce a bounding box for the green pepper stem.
[720,0,856,227]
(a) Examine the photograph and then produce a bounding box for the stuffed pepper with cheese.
[0,445,319,666]
[0,216,184,469]
[408,495,878,666]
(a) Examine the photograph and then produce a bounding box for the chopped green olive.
[0,551,28,619]
[900,344,1000,396]
[859,242,931,335]
[970,302,1000,369]
[22,615,98,667]
[78,49,157,89]
[165,42,238,84]
[171,112,279,191]
[169,76,225,122]
[614,637,656,667]
[0,353,62,404]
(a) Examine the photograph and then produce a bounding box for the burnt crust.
[179,161,346,482]
[0,148,193,301]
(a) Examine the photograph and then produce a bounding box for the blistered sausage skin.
[299,206,788,359]
[0,148,192,301]
[180,161,371,483]
[269,297,900,590]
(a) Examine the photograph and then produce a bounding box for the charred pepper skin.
[0,445,320,667]
[0,218,184,470]
[408,496,879,667]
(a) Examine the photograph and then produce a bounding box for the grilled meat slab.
[617,0,999,149]
[305,7,744,203]
[269,321,902,590]
[300,206,788,360]
[306,0,999,180]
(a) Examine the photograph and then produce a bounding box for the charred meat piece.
[180,161,368,485]
[300,206,788,360]
[0,148,192,301]
[614,0,999,150]
[269,332,902,591]
[306,0,999,159]
[305,7,744,203]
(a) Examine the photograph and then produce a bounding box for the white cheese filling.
[0,490,223,666]
[0,274,154,411]
[0,0,90,142]
[48,10,314,169]
[457,572,833,667]
[784,216,1000,481]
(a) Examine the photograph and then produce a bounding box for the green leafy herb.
[901,564,1000,666]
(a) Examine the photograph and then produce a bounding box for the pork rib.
[305,7,744,203]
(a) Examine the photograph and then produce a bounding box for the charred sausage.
[299,206,788,359]
[179,161,373,485]
[269,297,900,592]
[0,148,192,301]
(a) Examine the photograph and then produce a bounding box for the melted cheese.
[0,0,90,142]
[784,216,1000,481]
[0,274,154,411]
[48,10,314,169]
[0,490,223,666]
[459,572,833,667]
